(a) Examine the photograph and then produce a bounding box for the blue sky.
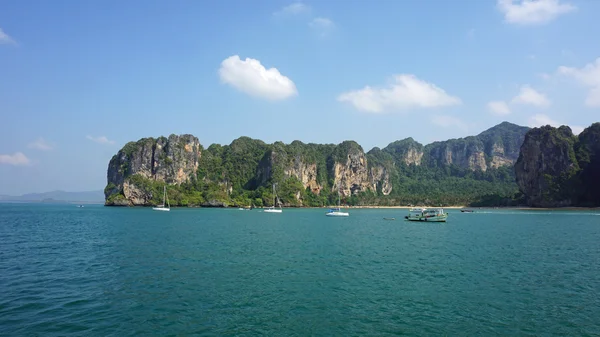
[1,0,599,195]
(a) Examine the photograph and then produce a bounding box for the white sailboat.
[326,189,349,217]
[264,183,282,213]
[152,185,170,212]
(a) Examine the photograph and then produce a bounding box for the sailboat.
[326,189,349,217]
[264,183,282,213]
[152,185,170,212]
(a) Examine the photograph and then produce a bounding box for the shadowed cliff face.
[515,126,579,207]
[512,122,600,208]
[575,123,600,206]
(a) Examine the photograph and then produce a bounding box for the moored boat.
[325,189,349,217]
[264,184,283,213]
[404,208,448,222]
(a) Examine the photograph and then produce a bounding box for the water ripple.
[1,205,600,335]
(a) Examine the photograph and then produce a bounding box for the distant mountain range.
[0,190,105,203]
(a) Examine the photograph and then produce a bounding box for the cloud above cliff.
[430,114,469,131]
[488,85,549,116]
[511,85,551,107]
[558,57,600,107]
[309,17,335,37]
[497,0,576,25]
[528,113,584,135]
[0,28,15,45]
[337,74,461,113]
[86,135,115,145]
[487,101,511,115]
[28,138,54,151]
[0,152,30,166]
[219,55,298,101]
[273,2,310,17]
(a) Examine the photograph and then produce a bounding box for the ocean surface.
[1,204,600,336]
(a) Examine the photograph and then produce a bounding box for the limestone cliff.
[383,138,424,165]
[104,121,529,207]
[425,136,488,171]
[105,134,201,206]
[515,123,600,207]
[252,140,390,205]
[514,126,579,207]
[381,122,529,171]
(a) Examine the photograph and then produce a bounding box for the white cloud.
[497,0,576,25]
[0,152,30,166]
[86,135,115,145]
[0,28,15,45]
[309,17,335,36]
[431,114,468,131]
[528,113,583,134]
[511,85,550,107]
[538,73,551,80]
[529,113,560,127]
[337,74,461,113]
[219,55,298,101]
[558,57,600,107]
[28,138,54,151]
[487,101,511,115]
[273,2,310,16]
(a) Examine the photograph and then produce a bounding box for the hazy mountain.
[0,190,105,203]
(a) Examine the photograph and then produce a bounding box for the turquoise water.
[1,204,600,336]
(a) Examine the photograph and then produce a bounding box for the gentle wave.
[1,204,599,335]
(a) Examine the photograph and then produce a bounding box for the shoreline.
[99,203,600,211]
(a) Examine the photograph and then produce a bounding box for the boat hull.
[152,207,170,212]
[405,215,447,222]
[326,212,349,217]
[264,209,282,213]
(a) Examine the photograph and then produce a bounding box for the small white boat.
[264,183,282,213]
[325,189,349,217]
[326,208,349,217]
[264,207,282,213]
[152,185,170,212]
[405,208,447,222]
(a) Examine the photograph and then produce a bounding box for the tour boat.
[405,208,447,222]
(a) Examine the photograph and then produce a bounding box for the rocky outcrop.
[383,138,424,166]
[515,123,600,207]
[284,160,320,194]
[426,137,488,171]
[381,122,529,171]
[515,126,579,207]
[253,141,390,201]
[330,142,371,196]
[105,134,201,205]
[369,166,392,195]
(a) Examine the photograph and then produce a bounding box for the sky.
[1,0,599,195]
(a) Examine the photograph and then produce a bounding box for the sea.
[1,204,600,336]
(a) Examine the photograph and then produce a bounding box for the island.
[103,121,599,208]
